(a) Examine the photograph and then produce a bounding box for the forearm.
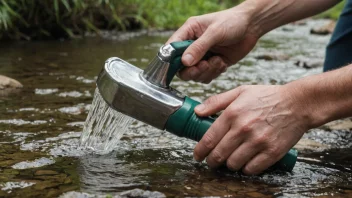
[236,0,341,37]
[286,65,352,128]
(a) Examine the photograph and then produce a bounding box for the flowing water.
[80,88,134,153]
[1,19,352,197]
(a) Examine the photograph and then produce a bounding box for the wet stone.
[325,119,352,130]
[34,170,59,176]
[294,59,323,69]
[311,20,336,35]
[246,192,269,197]
[119,188,166,198]
[0,75,23,96]
[33,180,61,190]
[256,54,290,61]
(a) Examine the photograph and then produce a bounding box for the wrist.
[228,1,262,38]
[283,80,327,129]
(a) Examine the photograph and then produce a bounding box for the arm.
[244,0,342,36]
[167,0,341,83]
[287,64,352,128]
[194,64,352,175]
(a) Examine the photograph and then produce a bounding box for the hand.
[166,6,259,83]
[193,85,310,175]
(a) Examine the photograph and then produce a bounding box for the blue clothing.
[324,0,352,71]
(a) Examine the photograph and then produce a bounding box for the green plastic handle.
[165,97,298,172]
[166,40,213,86]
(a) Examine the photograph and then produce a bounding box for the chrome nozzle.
[96,57,183,129]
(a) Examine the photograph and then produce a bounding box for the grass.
[0,0,240,40]
[319,0,345,20]
[0,0,345,40]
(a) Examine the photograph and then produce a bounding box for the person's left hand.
[193,84,310,175]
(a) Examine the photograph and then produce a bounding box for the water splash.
[80,88,134,153]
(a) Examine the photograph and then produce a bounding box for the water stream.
[80,88,134,153]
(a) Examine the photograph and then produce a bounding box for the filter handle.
[166,40,212,86]
[165,97,298,172]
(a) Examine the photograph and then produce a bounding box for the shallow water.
[1,20,352,197]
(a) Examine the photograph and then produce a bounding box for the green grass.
[0,0,241,40]
[319,0,345,20]
[0,0,344,40]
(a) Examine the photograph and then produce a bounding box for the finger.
[178,66,202,81]
[195,87,242,117]
[166,25,193,44]
[182,26,221,66]
[225,142,260,171]
[194,57,227,83]
[192,61,210,82]
[205,128,244,168]
[242,151,282,175]
[193,113,231,162]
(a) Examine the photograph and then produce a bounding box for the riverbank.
[0,0,345,40]
[0,0,238,40]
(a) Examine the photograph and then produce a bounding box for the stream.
[1,19,352,197]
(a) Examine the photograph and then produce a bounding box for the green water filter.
[164,40,298,172]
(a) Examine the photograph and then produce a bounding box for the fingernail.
[194,154,201,162]
[183,54,194,65]
[195,104,205,112]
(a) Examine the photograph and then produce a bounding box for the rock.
[0,75,23,96]
[292,19,307,26]
[34,170,59,176]
[119,189,166,198]
[33,181,61,190]
[325,119,352,130]
[311,20,336,35]
[59,189,166,198]
[294,59,323,69]
[294,139,329,151]
[256,54,290,61]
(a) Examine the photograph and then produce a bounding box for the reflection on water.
[1,20,352,197]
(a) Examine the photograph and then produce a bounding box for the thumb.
[195,87,242,117]
[182,26,220,66]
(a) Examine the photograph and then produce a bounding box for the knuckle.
[202,133,215,150]
[223,106,238,119]
[186,16,198,24]
[238,122,253,134]
[267,146,281,158]
[191,41,207,55]
[253,133,268,146]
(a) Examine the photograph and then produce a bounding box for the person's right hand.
[166,6,259,83]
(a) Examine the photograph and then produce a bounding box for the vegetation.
[0,0,239,40]
[319,0,345,20]
[0,0,345,40]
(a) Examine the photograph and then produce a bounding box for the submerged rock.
[325,119,352,130]
[0,75,23,96]
[119,189,166,198]
[311,20,336,35]
[294,59,323,69]
[256,53,290,61]
[59,189,166,198]
[294,138,330,151]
